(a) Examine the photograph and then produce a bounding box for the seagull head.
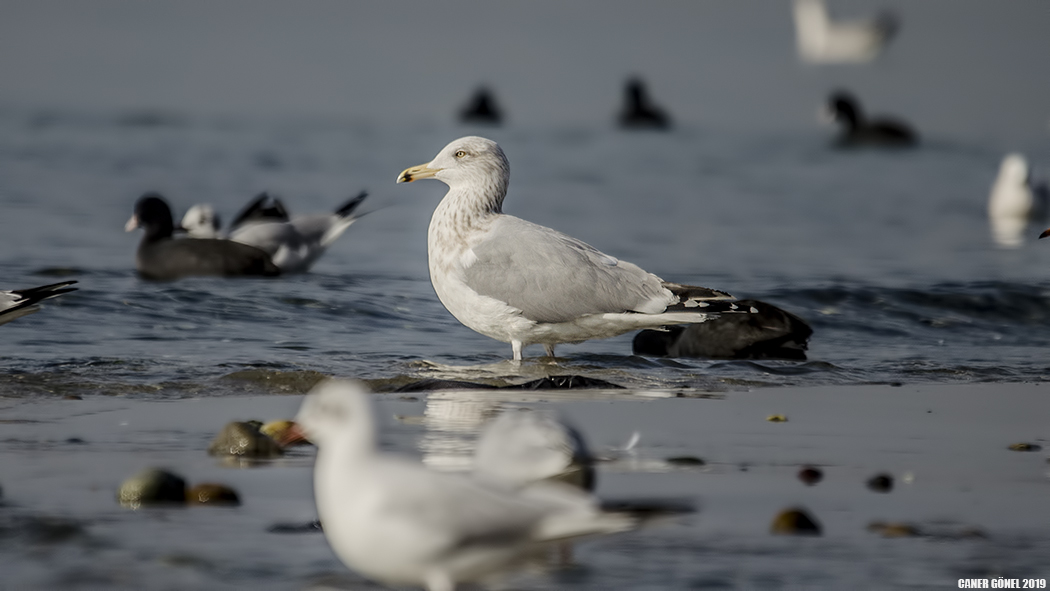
[999,153,1030,185]
[293,379,376,451]
[180,204,221,238]
[397,136,510,206]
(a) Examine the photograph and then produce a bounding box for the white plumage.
[397,136,743,361]
[792,0,898,64]
[294,379,641,591]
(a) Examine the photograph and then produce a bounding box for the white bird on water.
[989,153,1047,248]
[289,379,648,591]
[397,136,748,361]
[792,0,898,64]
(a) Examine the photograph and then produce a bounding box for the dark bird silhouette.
[826,91,917,147]
[632,300,812,360]
[618,78,671,130]
[459,87,503,125]
[125,193,280,281]
[0,281,78,326]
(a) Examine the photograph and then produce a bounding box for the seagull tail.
[320,191,369,247]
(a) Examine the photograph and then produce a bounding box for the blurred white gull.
[290,379,647,591]
[228,191,368,273]
[988,153,1048,248]
[0,281,77,326]
[397,136,748,361]
[474,409,596,492]
[792,0,898,64]
[180,204,223,238]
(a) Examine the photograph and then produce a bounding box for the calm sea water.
[2,111,1050,396]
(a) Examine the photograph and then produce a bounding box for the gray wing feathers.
[462,218,669,323]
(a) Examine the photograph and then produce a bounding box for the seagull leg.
[543,344,556,358]
[511,340,524,362]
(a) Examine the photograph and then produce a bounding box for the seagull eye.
[454,150,467,158]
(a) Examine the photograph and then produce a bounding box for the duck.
[617,77,671,130]
[125,193,280,281]
[793,0,899,64]
[825,91,917,147]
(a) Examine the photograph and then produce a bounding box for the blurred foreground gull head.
[474,409,596,491]
[125,193,280,281]
[989,153,1048,248]
[825,91,917,148]
[793,0,898,64]
[396,136,749,361]
[294,379,653,591]
[0,281,77,327]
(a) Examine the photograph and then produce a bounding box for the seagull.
[125,193,280,280]
[397,136,747,361]
[989,153,1048,247]
[228,192,368,273]
[290,379,649,591]
[179,193,291,239]
[825,91,917,148]
[474,409,596,492]
[617,77,671,130]
[0,281,77,326]
[180,203,223,238]
[792,0,898,64]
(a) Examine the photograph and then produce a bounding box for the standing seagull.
[397,136,747,361]
[0,281,77,326]
[290,379,649,591]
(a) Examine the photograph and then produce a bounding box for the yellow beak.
[397,162,441,184]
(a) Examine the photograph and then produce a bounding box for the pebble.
[1008,442,1042,452]
[866,473,894,493]
[117,468,187,508]
[770,507,822,535]
[665,456,705,466]
[766,414,788,422]
[798,466,823,485]
[208,421,284,458]
[187,483,241,506]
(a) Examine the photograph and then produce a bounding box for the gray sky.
[0,0,1048,141]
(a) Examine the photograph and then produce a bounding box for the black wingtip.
[335,191,368,218]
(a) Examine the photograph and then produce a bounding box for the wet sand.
[1,382,1047,589]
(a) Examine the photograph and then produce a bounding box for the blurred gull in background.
[793,0,899,64]
[180,203,223,239]
[0,281,77,327]
[824,90,917,148]
[125,193,281,280]
[397,136,748,361]
[989,153,1048,248]
[224,191,368,273]
[292,379,655,591]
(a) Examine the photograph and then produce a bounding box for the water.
[2,111,1050,395]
